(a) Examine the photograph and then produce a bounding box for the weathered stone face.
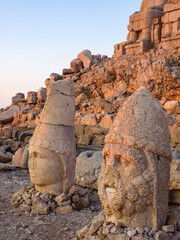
[29,79,76,195]
[98,87,172,228]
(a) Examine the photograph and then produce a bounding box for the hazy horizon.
[0,0,142,109]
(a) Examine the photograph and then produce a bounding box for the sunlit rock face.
[98,87,172,228]
[29,79,76,195]
[114,0,168,56]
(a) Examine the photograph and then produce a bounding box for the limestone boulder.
[70,58,83,73]
[0,105,20,123]
[164,101,179,112]
[12,145,29,169]
[99,115,113,128]
[12,93,25,105]
[0,150,12,163]
[75,151,103,189]
[77,50,92,69]
[62,69,73,75]
[80,114,97,126]
[37,88,47,102]
[27,91,37,104]
[50,73,63,81]
[76,93,88,104]
[77,135,93,146]
[32,197,50,215]
[0,162,16,171]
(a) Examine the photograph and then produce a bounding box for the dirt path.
[0,169,101,240]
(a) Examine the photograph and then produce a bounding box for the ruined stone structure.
[28,79,76,195]
[98,87,172,228]
[114,0,180,56]
[161,0,180,49]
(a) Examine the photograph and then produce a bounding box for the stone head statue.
[98,87,172,228]
[29,79,76,195]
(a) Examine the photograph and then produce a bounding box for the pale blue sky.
[0,0,142,108]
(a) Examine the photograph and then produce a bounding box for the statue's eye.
[114,155,130,167]
[32,152,42,158]
[114,155,121,164]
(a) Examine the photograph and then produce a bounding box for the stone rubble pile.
[76,211,180,240]
[0,48,179,153]
[11,184,90,216]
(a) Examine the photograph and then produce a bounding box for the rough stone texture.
[0,150,12,163]
[28,79,76,195]
[70,58,83,73]
[171,231,180,240]
[161,1,180,50]
[41,78,75,126]
[162,225,175,232]
[170,159,180,190]
[78,50,92,69]
[98,87,171,228]
[11,184,90,215]
[0,105,20,123]
[12,93,25,105]
[76,93,88,103]
[169,190,180,204]
[99,115,113,128]
[50,73,63,81]
[32,197,50,215]
[75,151,103,189]
[12,145,29,169]
[114,0,180,56]
[26,91,37,104]
[37,87,47,102]
[80,114,97,126]
[114,0,167,56]
[0,162,16,171]
[154,230,170,240]
[171,127,180,144]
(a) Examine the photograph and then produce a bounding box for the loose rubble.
[11,184,90,216]
[76,211,180,240]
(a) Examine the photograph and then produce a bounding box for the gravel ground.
[0,169,101,240]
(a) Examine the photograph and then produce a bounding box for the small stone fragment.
[55,193,67,204]
[162,225,175,233]
[57,200,71,207]
[56,205,72,214]
[76,225,89,239]
[88,212,104,235]
[127,229,136,237]
[32,197,50,215]
[154,230,170,240]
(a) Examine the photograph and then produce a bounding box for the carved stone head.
[98,87,171,228]
[29,79,76,195]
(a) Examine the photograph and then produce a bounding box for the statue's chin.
[35,182,62,195]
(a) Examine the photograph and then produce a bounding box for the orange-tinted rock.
[70,58,83,73]
[78,50,92,69]
[0,106,20,123]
